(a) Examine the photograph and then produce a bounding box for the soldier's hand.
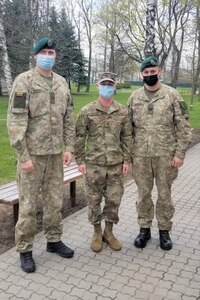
[21,160,34,173]
[63,151,73,166]
[122,163,129,174]
[171,157,184,168]
[78,164,86,174]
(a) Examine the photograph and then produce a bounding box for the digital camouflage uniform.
[75,99,132,225]
[7,68,75,253]
[128,83,192,231]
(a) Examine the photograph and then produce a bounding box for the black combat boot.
[46,241,74,258]
[134,228,151,248]
[20,251,36,273]
[159,230,172,250]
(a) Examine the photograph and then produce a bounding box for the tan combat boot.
[103,221,122,251]
[91,224,103,252]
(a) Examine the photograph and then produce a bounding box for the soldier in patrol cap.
[7,37,76,273]
[128,56,192,250]
[75,72,132,252]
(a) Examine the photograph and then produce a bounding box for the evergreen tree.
[49,7,87,90]
[2,0,32,79]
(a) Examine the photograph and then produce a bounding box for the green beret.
[140,56,159,72]
[33,37,56,55]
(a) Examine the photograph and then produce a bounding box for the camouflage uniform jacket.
[127,83,192,159]
[75,99,132,166]
[7,68,75,162]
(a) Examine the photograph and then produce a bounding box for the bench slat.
[0,162,83,208]
[0,181,17,191]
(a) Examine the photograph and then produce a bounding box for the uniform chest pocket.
[29,89,50,118]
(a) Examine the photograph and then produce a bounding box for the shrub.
[124,82,132,89]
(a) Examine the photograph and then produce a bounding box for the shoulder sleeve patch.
[13,91,27,109]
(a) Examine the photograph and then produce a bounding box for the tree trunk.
[144,0,157,57]
[193,3,200,95]
[85,40,92,92]
[0,18,12,94]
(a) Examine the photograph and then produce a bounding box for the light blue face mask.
[99,85,115,100]
[37,55,55,70]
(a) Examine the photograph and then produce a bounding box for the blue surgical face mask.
[99,85,115,99]
[36,55,55,70]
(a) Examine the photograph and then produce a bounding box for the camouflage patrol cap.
[33,37,56,55]
[99,72,116,84]
[140,56,159,72]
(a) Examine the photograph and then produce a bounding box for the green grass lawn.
[0,85,199,183]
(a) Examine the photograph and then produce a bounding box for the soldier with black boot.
[7,37,75,272]
[128,56,192,250]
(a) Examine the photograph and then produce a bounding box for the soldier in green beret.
[7,37,76,272]
[75,72,132,252]
[128,56,192,250]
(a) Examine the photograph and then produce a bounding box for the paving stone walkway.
[0,143,200,300]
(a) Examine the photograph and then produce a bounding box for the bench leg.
[70,181,76,207]
[13,203,19,225]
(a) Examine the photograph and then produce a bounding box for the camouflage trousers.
[84,163,124,225]
[132,156,178,231]
[16,154,64,253]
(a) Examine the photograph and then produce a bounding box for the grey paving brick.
[120,285,137,296]
[6,285,23,295]
[182,296,199,300]
[184,287,200,298]
[82,291,99,300]
[70,287,87,298]
[134,289,151,300]
[150,270,164,279]
[167,291,183,300]
[167,267,181,275]
[99,288,118,299]
[148,294,164,300]
[89,284,105,294]
[171,283,186,293]
[85,274,100,284]
[0,292,16,300]
[140,282,155,293]
[0,281,12,291]
[96,297,112,300]
[96,278,112,287]
[153,287,169,297]
[114,275,130,284]
[14,289,33,299]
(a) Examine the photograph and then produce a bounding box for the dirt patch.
[0,179,86,255]
[0,129,200,255]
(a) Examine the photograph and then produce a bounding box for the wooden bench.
[0,161,83,224]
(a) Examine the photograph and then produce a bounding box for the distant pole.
[144,0,157,57]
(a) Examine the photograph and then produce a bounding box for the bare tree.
[78,0,96,92]
[157,0,193,86]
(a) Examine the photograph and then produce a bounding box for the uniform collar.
[139,83,165,102]
[96,99,119,114]
[32,68,61,90]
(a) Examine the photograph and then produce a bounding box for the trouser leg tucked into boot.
[91,224,103,252]
[134,228,151,248]
[159,230,172,250]
[103,221,121,251]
